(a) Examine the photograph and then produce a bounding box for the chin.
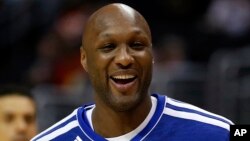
[109,92,142,112]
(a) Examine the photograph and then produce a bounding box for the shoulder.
[161,95,233,131]
[31,107,81,141]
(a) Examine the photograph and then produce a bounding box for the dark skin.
[80,3,153,137]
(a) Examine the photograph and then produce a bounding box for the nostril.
[116,63,132,69]
[115,55,134,68]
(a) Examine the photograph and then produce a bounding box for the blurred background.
[0,0,250,131]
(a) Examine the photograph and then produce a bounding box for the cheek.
[87,54,112,85]
[0,117,10,128]
[136,51,153,81]
[137,51,153,68]
[0,122,12,139]
[88,52,112,72]
[28,124,37,137]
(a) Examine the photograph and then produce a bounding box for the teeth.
[112,75,135,79]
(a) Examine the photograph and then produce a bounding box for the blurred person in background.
[27,4,89,89]
[151,35,187,95]
[205,0,250,37]
[0,85,37,141]
[32,3,233,141]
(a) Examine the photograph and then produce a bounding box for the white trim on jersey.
[75,107,95,141]
[163,107,230,131]
[32,109,78,141]
[86,105,95,130]
[74,136,83,141]
[167,98,234,125]
[104,97,157,141]
[139,96,167,141]
[37,120,79,141]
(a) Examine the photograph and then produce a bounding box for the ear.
[80,46,88,72]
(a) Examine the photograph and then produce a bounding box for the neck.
[92,95,152,138]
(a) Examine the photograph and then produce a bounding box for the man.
[0,85,37,141]
[32,3,233,141]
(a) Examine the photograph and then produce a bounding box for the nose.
[15,118,28,133]
[114,46,134,68]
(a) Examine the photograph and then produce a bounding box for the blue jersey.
[31,94,233,141]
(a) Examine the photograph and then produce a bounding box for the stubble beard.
[93,67,152,112]
[96,78,151,112]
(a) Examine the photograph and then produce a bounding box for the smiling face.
[81,3,153,111]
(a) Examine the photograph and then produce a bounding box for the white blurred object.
[205,0,250,36]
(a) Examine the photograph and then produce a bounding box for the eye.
[130,41,145,50]
[24,114,35,124]
[4,114,14,124]
[100,43,116,52]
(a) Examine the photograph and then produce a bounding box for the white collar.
[85,96,157,141]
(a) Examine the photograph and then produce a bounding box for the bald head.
[82,3,151,49]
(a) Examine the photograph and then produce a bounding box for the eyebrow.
[99,28,146,39]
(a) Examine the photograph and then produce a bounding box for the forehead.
[87,5,149,37]
[0,95,35,115]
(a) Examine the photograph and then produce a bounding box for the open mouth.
[110,75,137,84]
[109,70,138,93]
